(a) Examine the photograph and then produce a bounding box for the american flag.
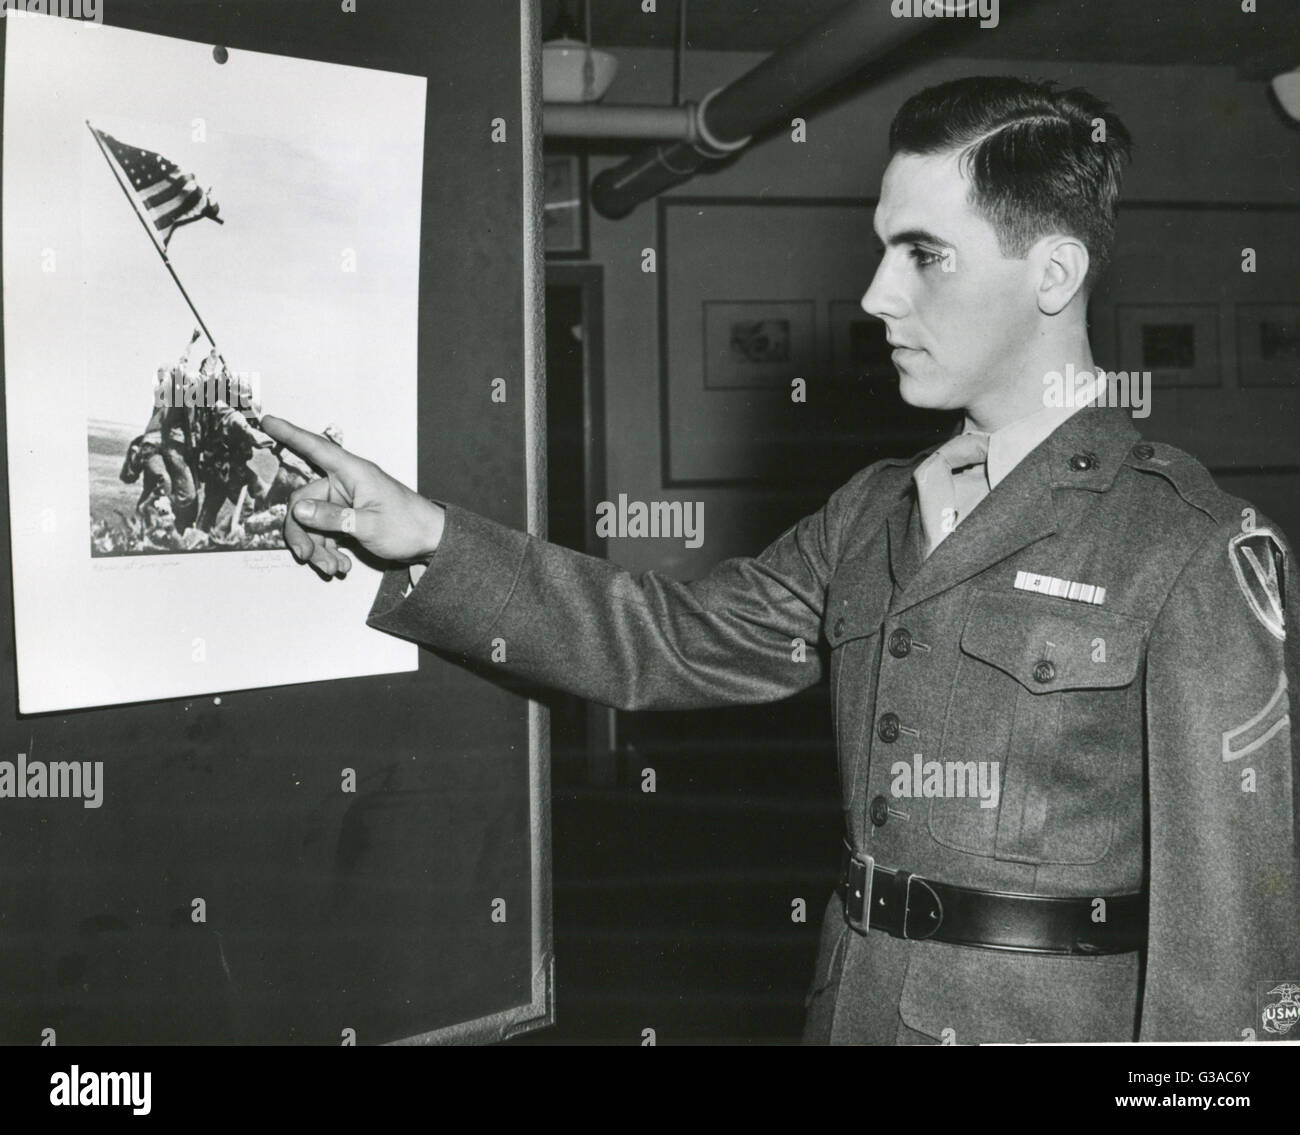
[90,126,222,249]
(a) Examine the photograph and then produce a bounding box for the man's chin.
[896,367,949,411]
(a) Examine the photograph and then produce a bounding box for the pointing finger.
[261,415,365,481]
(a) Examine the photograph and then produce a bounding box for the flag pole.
[86,121,222,353]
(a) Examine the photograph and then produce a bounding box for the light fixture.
[1270,66,1300,124]
[543,0,618,104]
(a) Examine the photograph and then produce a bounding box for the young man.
[262,77,1298,1044]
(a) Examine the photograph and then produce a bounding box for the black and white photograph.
[3,13,424,711]
[2,0,1300,1105]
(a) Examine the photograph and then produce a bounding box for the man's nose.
[861,256,904,321]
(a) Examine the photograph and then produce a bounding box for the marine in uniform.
[194,378,275,534]
[123,365,200,533]
[264,76,1299,1043]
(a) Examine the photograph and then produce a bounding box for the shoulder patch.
[1229,527,1286,640]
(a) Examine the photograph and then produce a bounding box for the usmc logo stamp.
[1258,983,1300,1037]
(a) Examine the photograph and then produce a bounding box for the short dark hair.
[888,76,1132,292]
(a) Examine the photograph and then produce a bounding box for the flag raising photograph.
[84,115,272,559]
[89,125,223,249]
[2,13,426,712]
[85,118,250,554]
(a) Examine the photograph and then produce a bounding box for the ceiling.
[542,0,1299,75]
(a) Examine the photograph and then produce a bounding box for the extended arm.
[366,499,835,711]
[258,414,879,713]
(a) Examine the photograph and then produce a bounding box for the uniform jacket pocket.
[929,589,1148,865]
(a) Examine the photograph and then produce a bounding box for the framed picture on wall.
[1237,303,1300,389]
[659,197,872,486]
[702,300,816,390]
[1116,303,1221,388]
[544,151,588,258]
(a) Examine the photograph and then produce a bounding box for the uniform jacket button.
[833,616,845,637]
[877,712,900,742]
[869,795,889,826]
[1032,660,1056,684]
[888,628,912,658]
[1132,443,1155,461]
[1069,452,1098,472]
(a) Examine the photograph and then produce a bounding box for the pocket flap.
[824,556,891,646]
[960,589,1146,692]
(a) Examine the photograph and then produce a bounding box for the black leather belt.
[837,841,1146,955]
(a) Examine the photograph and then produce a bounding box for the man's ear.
[1033,234,1090,316]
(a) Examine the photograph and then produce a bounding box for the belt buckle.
[895,872,942,941]
[845,851,875,934]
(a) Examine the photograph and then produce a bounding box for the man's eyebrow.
[874,227,954,251]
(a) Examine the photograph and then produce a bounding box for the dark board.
[0,0,550,1044]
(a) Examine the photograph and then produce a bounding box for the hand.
[259,415,445,578]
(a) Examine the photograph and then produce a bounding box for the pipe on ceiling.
[589,0,948,219]
[543,103,699,142]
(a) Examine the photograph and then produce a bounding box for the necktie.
[913,431,991,558]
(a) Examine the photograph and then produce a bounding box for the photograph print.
[3,15,426,711]
[84,124,341,558]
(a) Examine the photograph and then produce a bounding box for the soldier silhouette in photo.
[120,347,202,534]
[193,371,275,536]
[118,366,175,518]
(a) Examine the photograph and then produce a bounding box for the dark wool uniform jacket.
[367,404,1299,1044]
